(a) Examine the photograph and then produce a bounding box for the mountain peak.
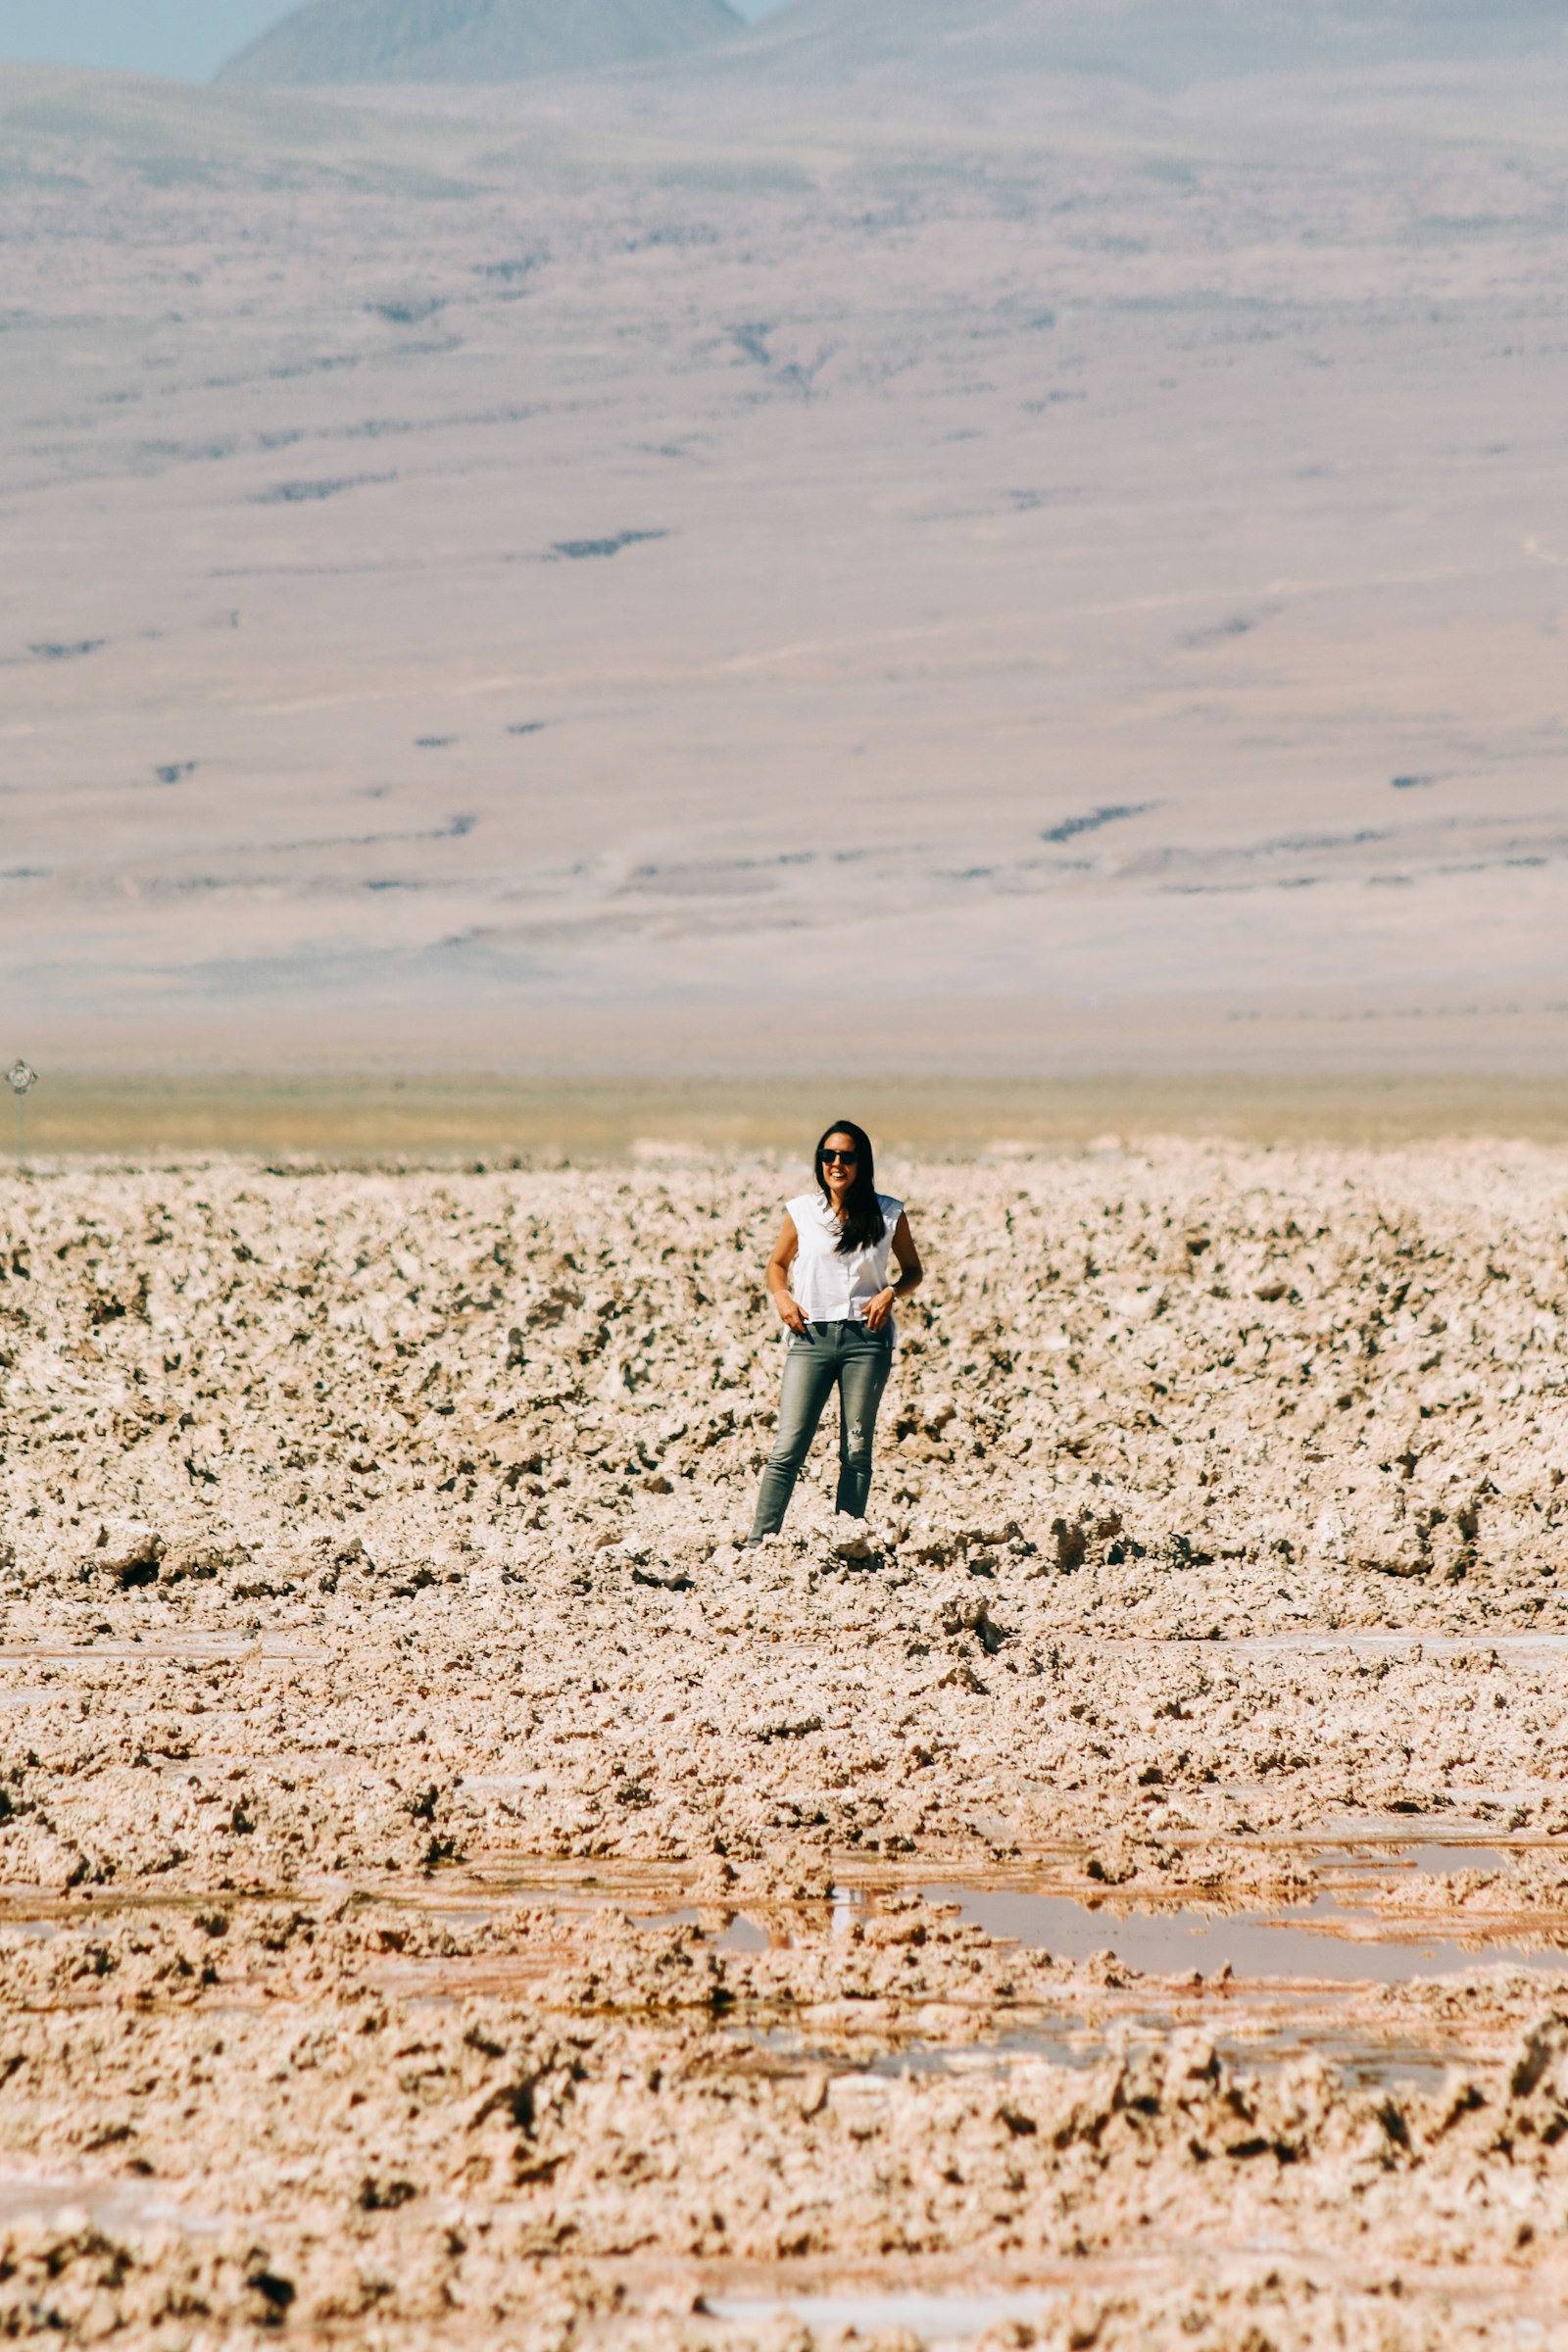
[217,0,743,86]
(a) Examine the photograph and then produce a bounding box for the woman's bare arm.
[764,1212,808,1334]
[863,1211,924,1333]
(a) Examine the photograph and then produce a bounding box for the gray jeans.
[749,1318,893,1539]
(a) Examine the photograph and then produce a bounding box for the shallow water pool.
[921,1882,1568,1982]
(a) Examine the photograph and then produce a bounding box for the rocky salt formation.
[2,1144,1568,2344]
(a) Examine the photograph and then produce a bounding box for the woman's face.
[819,1131,859,1206]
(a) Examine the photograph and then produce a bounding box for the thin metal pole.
[6,1063,37,1174]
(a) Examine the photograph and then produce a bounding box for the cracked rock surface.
[3,1146,1568,2345]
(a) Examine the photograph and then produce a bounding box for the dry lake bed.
[4,1138,1568,2344]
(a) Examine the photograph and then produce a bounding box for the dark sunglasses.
[819,1149,858,1164]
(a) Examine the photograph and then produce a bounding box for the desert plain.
[6,5,1568,2343]
[2,19,1567,1077]
[4,1136,1568,2346]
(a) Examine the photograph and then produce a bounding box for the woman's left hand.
[862,1287,896,1333]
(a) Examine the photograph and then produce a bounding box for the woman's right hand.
[765,1212,807,1335]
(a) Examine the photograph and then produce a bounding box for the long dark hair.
[814,1119,885,1256]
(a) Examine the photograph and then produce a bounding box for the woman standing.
[748,1120,924,1542]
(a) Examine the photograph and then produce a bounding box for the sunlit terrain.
[2,31,1566,1076]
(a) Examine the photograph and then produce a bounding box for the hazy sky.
[0,0,779,82]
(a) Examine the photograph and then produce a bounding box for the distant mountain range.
[718,0,1568,86]
[217,0,1568,90]
[217,0,742,85]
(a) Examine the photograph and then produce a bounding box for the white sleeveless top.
[787,1192,904,1325]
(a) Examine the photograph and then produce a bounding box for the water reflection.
[922,1882,1568,1983]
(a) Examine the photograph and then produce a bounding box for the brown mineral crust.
[4,1927,1568,2344]
[3,1147,1568,2341]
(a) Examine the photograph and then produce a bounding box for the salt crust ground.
[3,1143,1568,2347]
